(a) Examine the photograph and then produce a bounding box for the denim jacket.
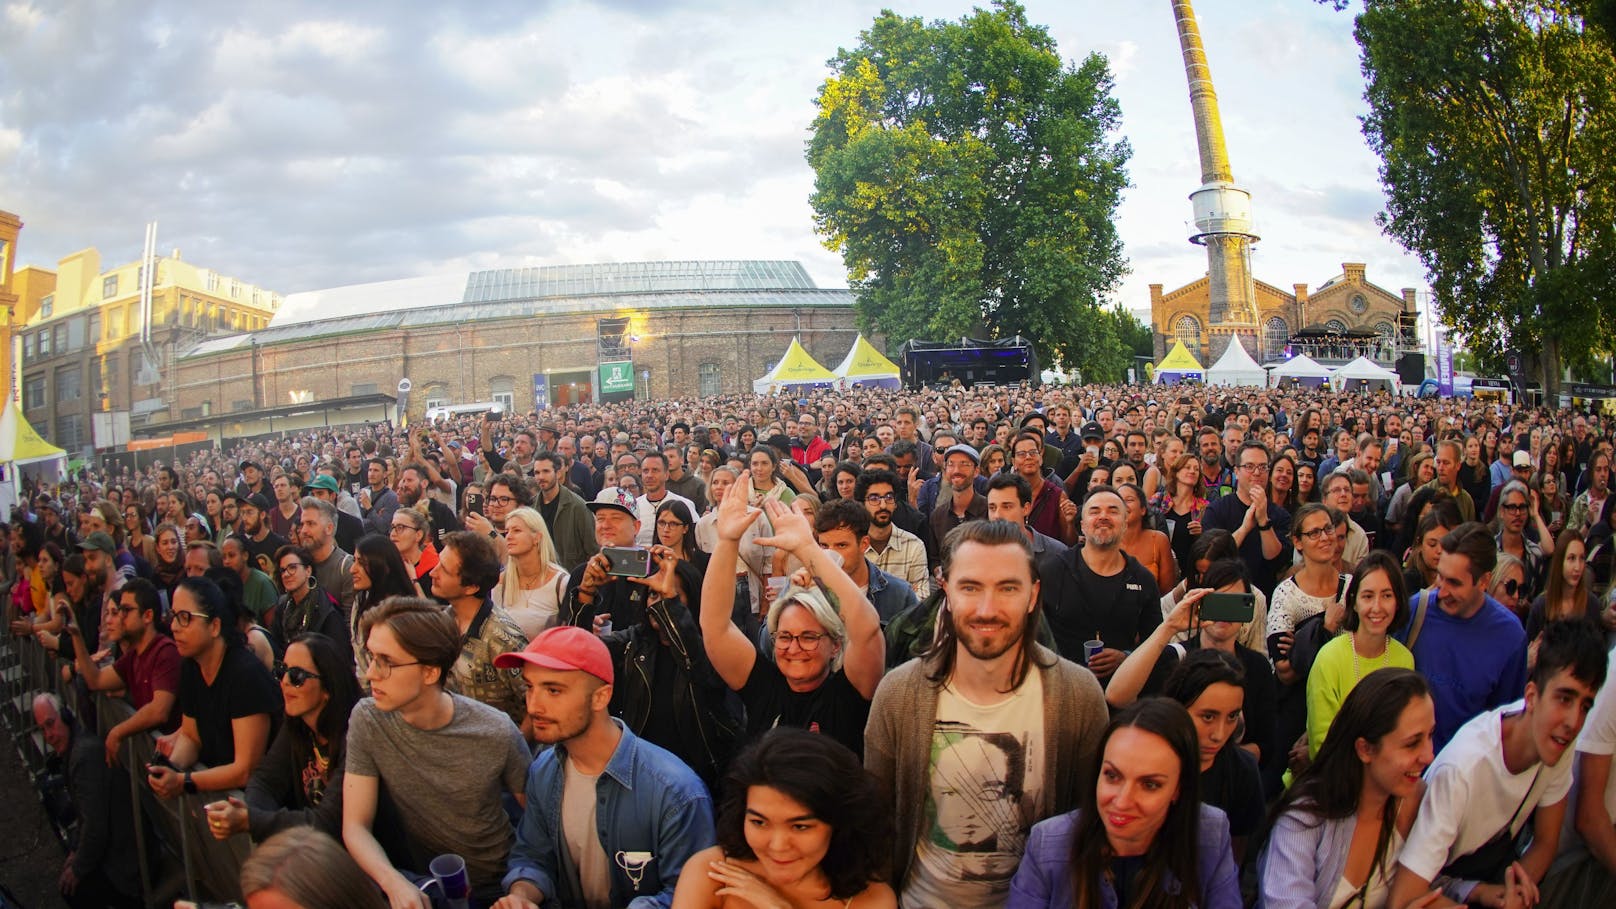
[866,558,918,625]
[503,720,715,908]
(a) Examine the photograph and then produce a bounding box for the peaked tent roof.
[0,399,67,465]
[1270,353,1334,379]
[1332,355,1401,388]
[1206,340,1266,386]
[1156,340,1204,373]
[833,334,901,379]
[754,337,837,390]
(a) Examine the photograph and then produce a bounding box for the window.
[66,316,85,351]
[699,361,723,397]
[23,375,45,410]
[230,278,241,298]
[89,357,103,394]
[55,364,82,402]
[53,324,66,353]
[490,376,515,411]
[23,332,34,359]
[1263,316,1289,361]
[131,351,148,385]
[181,406,203,420]
[89,310,102,342]
[1325,319,1348,333]
[351,382,378,396]
[104,356,117,392]
[1174,315,1202,352]
[40,294,53,318]
[103,274,119,298]
[123,306,134,336]
[55,414,86,451]
[423,383,449,409]
[204,270,218,292]
[232,400,253,412]
[38,328,50,356]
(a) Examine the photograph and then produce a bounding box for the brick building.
[160,260,861,441]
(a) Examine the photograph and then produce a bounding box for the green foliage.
[1355,0,1616,399]
[807,0,1131,376]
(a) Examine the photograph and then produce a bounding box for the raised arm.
[699,473,764,690]
[1106,588,1205,708]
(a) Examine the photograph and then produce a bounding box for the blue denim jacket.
[503,720,715,908]
[866,559,918,625]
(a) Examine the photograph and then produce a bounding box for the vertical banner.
[1435,330,1454,397]
[532,373,548,410]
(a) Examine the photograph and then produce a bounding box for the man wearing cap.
[234,492,287,577]
[77,531,125,609]
[563,487,656,632]
[495,626,715,909]
[234,460,267,500]
[1482,450,1535,523]
[304,473,366,553]
[928,444,988,546]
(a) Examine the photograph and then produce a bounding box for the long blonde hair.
[497,506,561,609]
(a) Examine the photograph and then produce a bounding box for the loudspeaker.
[1396,352,1426,386]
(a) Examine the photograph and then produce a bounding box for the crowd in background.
[5,378,1616,909]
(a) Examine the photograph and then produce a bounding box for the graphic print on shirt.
[922,721,1031,883]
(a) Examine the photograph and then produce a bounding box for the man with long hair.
[865,519,1107,907]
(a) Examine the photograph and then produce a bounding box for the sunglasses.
[1500,579,1520,597]
[274,664,323,688]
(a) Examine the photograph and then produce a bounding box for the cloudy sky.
[0,0,1426,326]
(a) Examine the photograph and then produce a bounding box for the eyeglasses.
[274,664,323,688]
[486,495,517,506]
[170,609,212,629]
[389,522,419,533]
[113,605,140,616]
[1012,449,1042,459]
[771,630,828,651]
[863,493,897,505]
[1500,503,1529,513]
[1239,462,1270,473]
[362,652,423,679]
[1297,526,1335,541]
[655,520,686,530]
[279,563,308,575]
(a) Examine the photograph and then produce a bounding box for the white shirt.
[1553,642,1616,869]
[632,490,697,548]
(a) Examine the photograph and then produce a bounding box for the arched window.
[489,376,515,411]
[699,362,722,397]
[1263,316,1289,361]
[423,383,450,410]
[1174,315,1202,352]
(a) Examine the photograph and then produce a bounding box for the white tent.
[0,398,67,516]
[1206,340,1266,387]
[1270,353,1334,387]
[1331,356,1400,392]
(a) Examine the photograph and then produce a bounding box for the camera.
[603,546,653,579]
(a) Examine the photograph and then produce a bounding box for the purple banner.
[1436,331,1454,397]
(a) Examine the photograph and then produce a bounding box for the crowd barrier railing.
[2,629,250,907]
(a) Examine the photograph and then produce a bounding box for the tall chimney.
[1171,0,1260,348]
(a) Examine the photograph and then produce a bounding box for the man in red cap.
[493,626,714,909]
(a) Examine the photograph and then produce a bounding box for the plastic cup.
[419,853,469,908]
[1083,639,1104,665]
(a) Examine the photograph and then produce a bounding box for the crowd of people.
[6,377,1616,909]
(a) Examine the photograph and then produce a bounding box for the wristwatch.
[1255,521,1271,531]
[183,771,197,795]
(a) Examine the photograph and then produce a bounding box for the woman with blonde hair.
[491,506,569,638]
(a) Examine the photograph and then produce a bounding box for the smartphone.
[1199,592,1255,624]
[465,492,485,516]
[743,474,758,505]
[603,546,653,578]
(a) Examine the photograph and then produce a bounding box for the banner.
[1435,331,1454,397]
[598,361,634,395]
[532,373,548,410]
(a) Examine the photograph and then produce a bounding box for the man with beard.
[1202,442,1292,597]
[234,493,287,577]
[395,463,463,549]
[358,457,399,535]
[1034,486,1162,681]
[342,445,366,494]
[303,474,365,553]
[494,626,714,909]
[1424,439,1478,523]
[860,468,932,600]
[532,452,598,572]
[1197,426,1235,502]
[928,445,988,546]
[865,520,1107,908]
[1012,431,1076,545]
[63,578,181,761]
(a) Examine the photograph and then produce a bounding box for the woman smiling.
[1304,552,1415,758]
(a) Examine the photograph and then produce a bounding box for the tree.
[806,1,1131,376]
[1353,0,1616,400]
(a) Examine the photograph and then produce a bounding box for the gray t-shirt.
[561,758,612,909]
[347,694,531,894]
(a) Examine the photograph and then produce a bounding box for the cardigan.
[864,644,1108,889]
[1256,808,1394,909]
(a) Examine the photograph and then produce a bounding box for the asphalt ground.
[0,726,67,909]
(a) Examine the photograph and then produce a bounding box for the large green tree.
[807,1,1131,375]
[1354,0,1616,398]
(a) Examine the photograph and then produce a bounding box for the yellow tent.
[832,334,901,388]
[0,398,67,465]
[753,337,838,392]
[1153,341,1204,384]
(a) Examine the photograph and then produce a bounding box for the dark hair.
[486,473,532,507]
[358,597,461,682]
[986,471,1032,506]
[282,632,362,778]
[853,468,900,502]
[715,729,890,900]
[1265,669,1432,890]
[1066,699,1203,909]
[1290,502,1333,541]
[1440,522,1497,580]
[119,577,162,619]
[927,520,1051,692]
[177,576,243,647]
[353,534,417,618]
[1531,618,1609,693]
[654,500,702,560]
[815,499,871,539]
[1162,648,1244,708]
[1199,558,1249,593]
[1344,551,1409,634]
[440,530,502,598]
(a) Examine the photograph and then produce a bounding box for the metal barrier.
[2,630,250,907]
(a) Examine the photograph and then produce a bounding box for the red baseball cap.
[494,625,613,684]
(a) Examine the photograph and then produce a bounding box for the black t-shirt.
[180,645,282,768]
[1200,742,1265,838]
[739,659,871,760]
[1042,548,1161,661]
[240,530,289,577]
[537,494,560,538]
[1141,642,1277,758]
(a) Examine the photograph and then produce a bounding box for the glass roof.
[461,260,817,303]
